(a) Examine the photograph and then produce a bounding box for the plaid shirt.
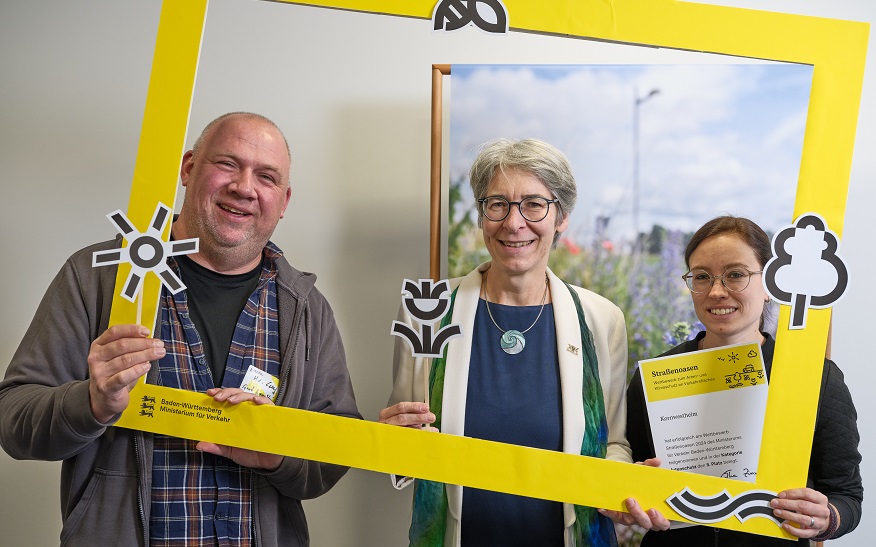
[149,243,283,546]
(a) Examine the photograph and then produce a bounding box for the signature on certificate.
[720,468,757,479]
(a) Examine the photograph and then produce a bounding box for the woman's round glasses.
[477,196,558,222]
[682,268,763,294]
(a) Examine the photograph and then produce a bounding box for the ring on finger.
[809,516,815,528]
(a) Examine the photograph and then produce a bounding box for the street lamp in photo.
[633,87,660,246]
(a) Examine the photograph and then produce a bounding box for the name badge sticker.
[240,365,279,402]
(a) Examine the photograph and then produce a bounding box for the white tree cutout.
[763,213,849,329]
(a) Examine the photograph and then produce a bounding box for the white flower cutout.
[92,203,199,302]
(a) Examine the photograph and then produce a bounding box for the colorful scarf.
[409,282,617,546]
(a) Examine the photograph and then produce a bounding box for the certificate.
[639,343,768,482]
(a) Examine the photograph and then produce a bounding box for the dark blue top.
[462,299,564,546]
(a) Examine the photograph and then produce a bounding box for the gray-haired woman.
[380,138,664,546]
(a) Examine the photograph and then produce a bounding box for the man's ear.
[179,150,195,187]
[279,186,292,219]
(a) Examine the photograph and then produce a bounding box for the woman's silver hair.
[468,138,577,245]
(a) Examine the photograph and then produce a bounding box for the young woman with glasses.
[622,215,863,545]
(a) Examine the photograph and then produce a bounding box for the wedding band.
[809,516,815,528]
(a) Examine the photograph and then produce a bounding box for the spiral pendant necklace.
[483,271,549,355]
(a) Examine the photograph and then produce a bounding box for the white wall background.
[0,1,872,545]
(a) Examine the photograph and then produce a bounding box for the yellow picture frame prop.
[112,0,868,539]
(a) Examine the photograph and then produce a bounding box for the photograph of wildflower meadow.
[445,63,811,545]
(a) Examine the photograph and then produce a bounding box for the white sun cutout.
[92,203,199,302]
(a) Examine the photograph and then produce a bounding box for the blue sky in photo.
[449,63,814,242]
